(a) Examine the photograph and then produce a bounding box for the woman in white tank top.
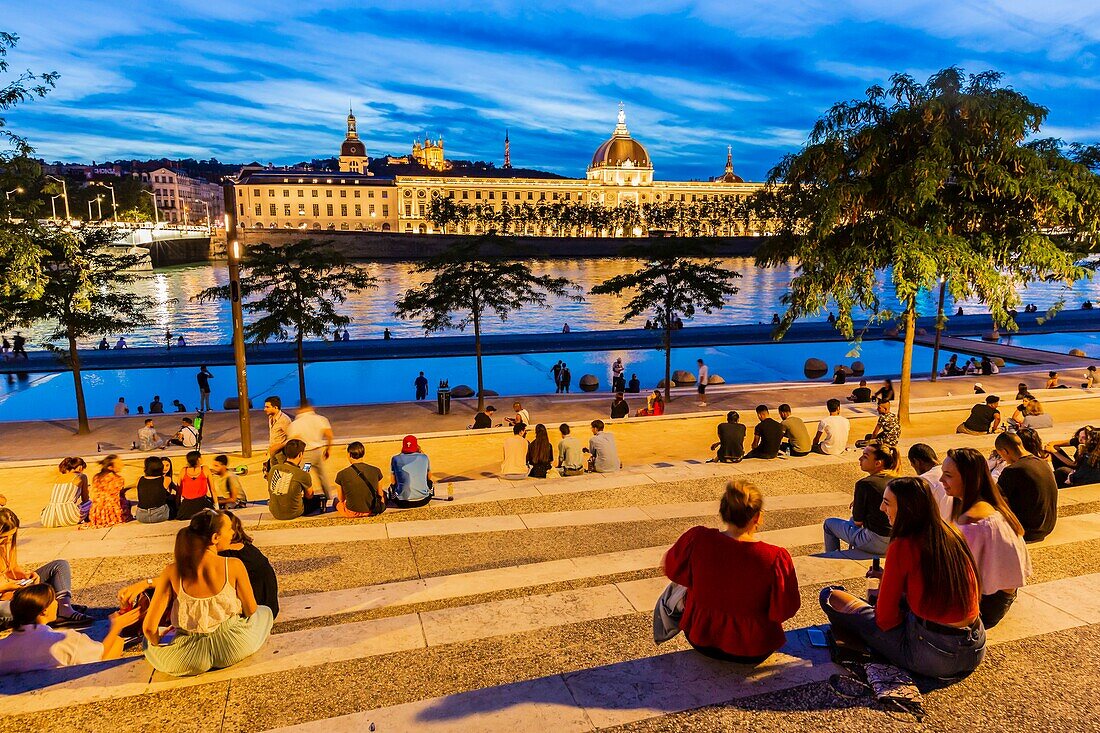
[143,510,273,677]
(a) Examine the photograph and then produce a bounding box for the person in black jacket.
[470,405,497,429]
[610,393,630,419]
[994,433,1057,543]
[710,411,746,463]
[220,510,280,618]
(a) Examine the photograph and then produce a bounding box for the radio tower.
[503,129,512,169]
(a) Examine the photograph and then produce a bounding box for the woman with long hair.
[41,457,91,528]
[821,477,986,678]
[0,508,93,628]
[873,378,895,404]
[941,448,1031,628]
[176,451,215,521]
[526,424,554,479]
[135,456,177,523]
[219,511,279,618]
[86,455,130,528]
[635,390,665,417]
[1056,429,1100,488]
[142,510,273,676]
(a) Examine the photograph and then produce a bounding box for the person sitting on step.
[390,435,435,508]
[142,511,273,677]
[661,480,800,664]
[820,477,986,679]
[956,395,1001,435]
[822,443,898,558]
[709,411,745,463]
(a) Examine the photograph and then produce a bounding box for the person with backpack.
[334,442,386,517]
[176,451,215,521]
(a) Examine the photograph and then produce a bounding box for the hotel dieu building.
[232,105,764,235]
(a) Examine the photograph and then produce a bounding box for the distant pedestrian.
[1,336,10,359]
[827,311,836,324]
[177,335,186,347]
[696,358,709,407]
[172,399,187,412]
[771,313,780,324]
[114,336,127,349]
[197,366,213,412]
[98,337,109,350]
[113,397,129,417]
[165,330,173,350]
[289,401,336,506]
[627,373,640,393]
[12,332,27,359]
[560,363,572,393]
[383,328,392,340]
[150,395,164,414]
[562,323,571,333]
[341,328,350,341]
[414,371,429,401]
[552,360,564,393]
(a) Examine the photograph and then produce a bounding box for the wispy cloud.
[4,0,1099,180]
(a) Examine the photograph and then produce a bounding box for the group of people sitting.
[0,507,279,678]
[500,420,622,478]
[38,453,247,529]
[956,391,1054,436]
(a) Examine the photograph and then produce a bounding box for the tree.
[0,32,58,299]
[754,68,1098,426]
[195,239,376,406]
[0,225,153,434]
[591,241,741,402]
[395,237,582,410]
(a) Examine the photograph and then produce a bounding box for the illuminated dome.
[589,104,652,170]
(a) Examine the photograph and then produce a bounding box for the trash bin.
[437,387,451,415]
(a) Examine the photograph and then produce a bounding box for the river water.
[8,258,1098,349]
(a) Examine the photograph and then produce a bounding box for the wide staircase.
[3,429,1100,732]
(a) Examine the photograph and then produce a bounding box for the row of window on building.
[243,203,391,218]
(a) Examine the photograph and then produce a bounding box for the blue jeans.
[823,518,890,556]
[820,587,986,678]
[0,559,75,625]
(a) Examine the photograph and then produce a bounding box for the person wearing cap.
[957,395,1001,435]
[471,405,497,430]
[973,382,986,394]
[390,435,434,508]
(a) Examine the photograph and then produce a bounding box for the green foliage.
[194,239,377,403]
[753,67,1099,423]
[592,240,741,397]
[395,236,582,408]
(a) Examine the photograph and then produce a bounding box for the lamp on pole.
[200,200,211,233]
[4,186,22,200]
[142,190,160,224]
[224,182,252,457]
[50,194,62,220]
[91,182,117,221]
[45,175,70,220]
[87,199,94,220]
[930,275,947,382]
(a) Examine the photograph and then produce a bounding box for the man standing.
[696,358,709,407]
[813,399,850,455]
[264,396,292,463]
[414,371,429,401]
[196,366,214,412]
[996,432,1058,543]
[557,424,585,475]
[560,363,572,394]
[778,404,812,457]
[289,401,336,505]
[11,332,27,359]
[710,411,745,463]
[957,394,1001,435]
[552,361,563,393]
[745,405,784,460]
[611,358,625,393]
[585,420,620,473]
[907,444,952,521]
[267,439,322,520]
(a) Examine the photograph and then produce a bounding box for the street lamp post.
[45,175,70,220]
[142,190,160,224]
[88,200,94,220]
[930,275,947,382]
[3,187,22,200]
[200,200,211,233]
[224,182,252,457]
[91,182,117,221]
[51,194,62,220]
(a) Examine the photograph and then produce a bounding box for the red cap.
[402,435,420,453]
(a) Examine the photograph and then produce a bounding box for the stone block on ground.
[803,358,828,380]
[579,374,599,392]
[450,385,475,398]
[1070,348,1087,357]
[707,375,725,385]
[672,370,696,385]
[223,397,254,410]
[850,361,865,377]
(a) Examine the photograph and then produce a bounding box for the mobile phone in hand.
[807,628,829,648]
[17,578,33,586]
[303,462,312,472]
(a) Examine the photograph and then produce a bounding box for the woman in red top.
[663,480,800,663]
[820,476,986,678]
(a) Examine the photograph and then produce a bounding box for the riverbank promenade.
[2,372,1100,731]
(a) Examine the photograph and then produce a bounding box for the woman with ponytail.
[820,477,986,678]
[142,510,272,676]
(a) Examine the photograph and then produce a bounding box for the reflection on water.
[8,258,1098,349]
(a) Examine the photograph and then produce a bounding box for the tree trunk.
[296,331,307,407]
[473,310,485,412]
[663,322,672,403]
[899,305,916,428]
[68,328,90,435]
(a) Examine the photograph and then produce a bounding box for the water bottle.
[447,482,454,501]
[867,557,881,605]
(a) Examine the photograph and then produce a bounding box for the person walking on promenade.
[560,363,572,394]
[11,332,27,359]
[263,396,292,469]
[696,359,709,407]
[552,361,564,393]
[414,371,429,401]
[289,401,336,506]
[197,366,214,412]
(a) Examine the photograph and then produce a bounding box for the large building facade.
[140,167,225,225]
[233,106,764,235]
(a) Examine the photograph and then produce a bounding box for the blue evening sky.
[5,1,1100,181]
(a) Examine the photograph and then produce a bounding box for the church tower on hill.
[338,109,370,174]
